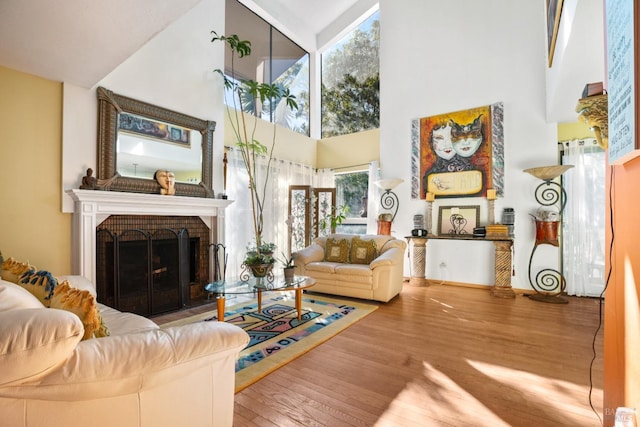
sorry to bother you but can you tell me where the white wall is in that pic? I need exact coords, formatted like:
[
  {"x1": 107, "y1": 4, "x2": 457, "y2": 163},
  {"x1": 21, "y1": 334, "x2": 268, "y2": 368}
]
[
  {"x1": 379, "y1": 0, "x2": 559, "y2": 290},
  {"x1": 62, "y1": 0, "x2": 227, "y2": 211}
]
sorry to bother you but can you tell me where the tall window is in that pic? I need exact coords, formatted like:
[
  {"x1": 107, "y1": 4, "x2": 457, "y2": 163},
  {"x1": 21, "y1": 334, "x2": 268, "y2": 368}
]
[
  {"x1": 225, "y1": 0, "x2": 310, "y2": 135},
  {"x1": 321, "y1": 11, "x2": 380, "y2": 138},
  {"x1": 335, "y1": 171, "x2": 369, "y2": 234}
]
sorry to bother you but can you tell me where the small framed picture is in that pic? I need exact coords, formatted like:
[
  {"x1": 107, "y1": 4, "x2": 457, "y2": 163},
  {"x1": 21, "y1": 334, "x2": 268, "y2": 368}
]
[{"x1": 438, "y1": 205, "x2": 480, "y2": 236}]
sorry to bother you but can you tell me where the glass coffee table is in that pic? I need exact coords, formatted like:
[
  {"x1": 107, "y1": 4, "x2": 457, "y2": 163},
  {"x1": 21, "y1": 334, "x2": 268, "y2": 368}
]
[{"x1": 204, "y1": 275, "x2": 316, "y2": 321}]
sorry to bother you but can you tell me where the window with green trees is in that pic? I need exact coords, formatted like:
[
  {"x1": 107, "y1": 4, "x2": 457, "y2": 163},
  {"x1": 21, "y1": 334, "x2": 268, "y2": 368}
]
[
  {"x1": 321, "y1": 11, "x2": 379, "y2": 138},
  {"x1": 335, "y1": 171, "x2": 369, "y2": 234}
]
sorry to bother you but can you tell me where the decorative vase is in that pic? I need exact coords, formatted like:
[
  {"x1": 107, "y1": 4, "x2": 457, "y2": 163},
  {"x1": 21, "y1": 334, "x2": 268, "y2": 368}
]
[{"x1": 283, "y1": 267, "x2": 295, "y2": 282}]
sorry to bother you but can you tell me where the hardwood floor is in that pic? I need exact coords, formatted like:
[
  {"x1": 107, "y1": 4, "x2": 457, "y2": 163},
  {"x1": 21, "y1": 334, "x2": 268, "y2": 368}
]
[{"x1": 230, "y1": 283, "x2": 604, "y2": 427}]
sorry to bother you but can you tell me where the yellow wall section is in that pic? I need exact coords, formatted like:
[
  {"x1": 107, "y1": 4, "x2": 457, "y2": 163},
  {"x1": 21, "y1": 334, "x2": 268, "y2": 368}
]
[
  {"x1": 223, "y1": 110, "x2": 379, "y2": 170},
  {"x1": 317, "y1": 129, "x2": 379, "y2": 170},
  {"x1": 558, "y1": 120, "x2": 597, "y2": 141},
  {"x1": 0, "y1": 66, "x2": 71, "y2": 274},
  {"x1": 223, "y1": 111, "x2": 317, "y2": 165}
]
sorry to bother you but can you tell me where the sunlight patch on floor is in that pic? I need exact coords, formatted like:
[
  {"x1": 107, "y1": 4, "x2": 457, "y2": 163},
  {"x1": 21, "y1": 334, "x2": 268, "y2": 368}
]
[
  {"x1": 467, "y1": 359, "x2": 603, "y2": 420},
  {"x1": 374, "y1": 361, "x2": 511, "y2": 426},
  {"x1": 373, "y1": 359, "x2": 603, "y2": 426},
  {"x1": 428, "y1": 297, "x2": 454, "y2": 309}
]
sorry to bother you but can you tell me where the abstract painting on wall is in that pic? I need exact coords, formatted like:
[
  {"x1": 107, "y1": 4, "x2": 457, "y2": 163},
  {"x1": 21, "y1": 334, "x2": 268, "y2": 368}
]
[{"x1": 410, "y1": 102, "x2": 504, "y2": 200}]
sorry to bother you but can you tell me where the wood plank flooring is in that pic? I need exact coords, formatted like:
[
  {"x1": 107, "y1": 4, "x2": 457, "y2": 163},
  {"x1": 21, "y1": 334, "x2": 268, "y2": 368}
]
[{"x1": 229, "y1": 284, "x2": 604, "y2": 427}]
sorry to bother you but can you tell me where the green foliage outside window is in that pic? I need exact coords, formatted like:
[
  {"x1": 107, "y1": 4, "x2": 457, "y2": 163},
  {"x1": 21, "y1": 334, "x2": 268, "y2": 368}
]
[
  {"x1": 322, "y1": 13, "x2": 380, "y2": 138},
  {"x1": 336, "y1": 172, "x2": 369, "y2": 218},
  {"x1": 322, "y1": 74, "x2": 379, "y2": 137}
]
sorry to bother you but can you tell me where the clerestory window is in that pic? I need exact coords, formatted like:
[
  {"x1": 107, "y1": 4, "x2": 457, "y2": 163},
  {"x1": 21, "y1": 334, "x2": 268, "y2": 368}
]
[
  {"x1": 321, "y1": 11, "x2": 380, "y2": 138},
  {"x1": 224, "y1": 0, "x2": 310, "y2": 136}
]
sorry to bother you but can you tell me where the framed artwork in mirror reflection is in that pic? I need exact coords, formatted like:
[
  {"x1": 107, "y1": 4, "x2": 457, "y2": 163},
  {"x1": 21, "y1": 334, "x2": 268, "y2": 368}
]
[{"x1": 119, "y1": 112, "x2": 191, "y2": 147}]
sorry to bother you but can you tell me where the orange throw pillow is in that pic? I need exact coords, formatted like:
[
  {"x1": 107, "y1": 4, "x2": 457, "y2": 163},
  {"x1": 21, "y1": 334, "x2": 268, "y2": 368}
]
[
  {"x1": 50, "y1": 280, "x2": 110, "y2": 340},
  {"x1": 1, "y1": 256, "x2": 36, "y2": 284}
]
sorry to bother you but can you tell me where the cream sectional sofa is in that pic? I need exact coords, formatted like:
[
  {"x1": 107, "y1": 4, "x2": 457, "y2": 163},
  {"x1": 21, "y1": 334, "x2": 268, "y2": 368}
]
[
  {"x1": 293, "y1": 234, "x2": 407, "y2": 302},
  {"x1": 0, "y1": 275, "x2": 249, "y2": 427}
]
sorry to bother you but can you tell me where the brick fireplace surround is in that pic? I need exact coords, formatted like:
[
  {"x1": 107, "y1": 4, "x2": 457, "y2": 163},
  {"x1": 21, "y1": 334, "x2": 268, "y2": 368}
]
[{"x1": 67, "y1": 189, "x2": 232, "y2": 288}]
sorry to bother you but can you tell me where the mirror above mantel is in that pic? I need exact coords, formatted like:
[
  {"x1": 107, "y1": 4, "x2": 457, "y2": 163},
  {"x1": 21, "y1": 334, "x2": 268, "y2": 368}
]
[{"x1": 96, "y1": 86, "x2": 216, "y2": 198}]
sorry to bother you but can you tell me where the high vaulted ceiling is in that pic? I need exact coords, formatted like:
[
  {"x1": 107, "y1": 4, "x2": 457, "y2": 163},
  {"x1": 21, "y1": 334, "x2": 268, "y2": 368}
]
[
  {"x1": 0, "y1": 0, "x2": 203, "y2": 88},
  {"x1": 0, "y1": 0, "x2": 366, "y2": 89},
  {"x1": 0, "y1": 0, "x2": 602, "y2": 123}
]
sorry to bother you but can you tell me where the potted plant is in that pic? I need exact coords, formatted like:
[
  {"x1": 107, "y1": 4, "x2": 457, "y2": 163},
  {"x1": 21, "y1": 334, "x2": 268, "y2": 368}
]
[
  {"x1": 278, "y1": 252, "x2": 295, "y2": 281},
  {"x1": 211, "y1": 32, "x2": 298, "y2": 276},
  {"x1": 242, "y1": 251, "x2": 275, "y2": 278},
  {"x1": 258, "y1": 242, "x2": 277, "y2": 256}
]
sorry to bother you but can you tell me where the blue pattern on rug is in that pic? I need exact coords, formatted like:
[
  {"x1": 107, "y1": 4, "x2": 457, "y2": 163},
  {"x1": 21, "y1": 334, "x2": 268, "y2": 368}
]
[{"x1": 224, "y1": 295, "x2": 359, "y2": 371}]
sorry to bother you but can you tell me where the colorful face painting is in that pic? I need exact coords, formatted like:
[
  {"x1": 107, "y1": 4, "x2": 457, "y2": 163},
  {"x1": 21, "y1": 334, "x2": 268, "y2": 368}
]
[
  {"x1": 431, "y1": 122, "x2": 455, "y2": 160},
  {"x1": 414, "y1": 103, "x2": 503, "y2": 199}
]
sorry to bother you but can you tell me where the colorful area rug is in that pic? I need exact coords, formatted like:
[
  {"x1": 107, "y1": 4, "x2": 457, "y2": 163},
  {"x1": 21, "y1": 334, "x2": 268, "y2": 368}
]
[{"x1": 161, "y1": 292, "x2": 378, "y2": 392}]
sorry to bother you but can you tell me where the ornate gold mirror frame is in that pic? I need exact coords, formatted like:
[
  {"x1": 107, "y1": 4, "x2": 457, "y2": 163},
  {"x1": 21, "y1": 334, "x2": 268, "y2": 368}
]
[{"x1": 96, "y1": 86, "x2": 215, "y2": 198}]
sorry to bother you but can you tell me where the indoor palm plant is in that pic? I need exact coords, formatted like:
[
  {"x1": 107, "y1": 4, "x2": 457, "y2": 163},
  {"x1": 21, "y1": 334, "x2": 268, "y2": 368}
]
[{"x1": 211, "y1": 32, "x2": 297, "y2": 277}]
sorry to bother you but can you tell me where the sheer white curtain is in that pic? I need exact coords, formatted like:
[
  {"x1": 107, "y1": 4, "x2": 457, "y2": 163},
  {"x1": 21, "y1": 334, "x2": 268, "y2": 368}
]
[
  {"x1": 561, "y1": 138, "x2": 606, "y2": 297},
  {"x1": 366, "y1": 161, "x2": 380, "y2": 234},
  {"x1": 225, "y1": 148, "x2": 314, "y2": 276},
  {"x1": 314, "y1": 168, "x2": 334, "y2": 187}
]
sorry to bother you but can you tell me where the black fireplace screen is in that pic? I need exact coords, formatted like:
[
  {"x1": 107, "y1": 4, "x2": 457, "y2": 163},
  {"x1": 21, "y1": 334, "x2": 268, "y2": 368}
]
[
  {"x1": 95, "y1": 215, "x2": 210, "y2": 317},
  {"x1": 96, "y1": 228, "x2": 190, "y2": 316}
]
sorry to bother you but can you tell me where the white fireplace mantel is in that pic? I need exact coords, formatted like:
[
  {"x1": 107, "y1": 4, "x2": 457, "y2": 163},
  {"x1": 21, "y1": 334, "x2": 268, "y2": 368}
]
[{"x1": 67, "y1": 189, "x2": 233, "y2": 284}]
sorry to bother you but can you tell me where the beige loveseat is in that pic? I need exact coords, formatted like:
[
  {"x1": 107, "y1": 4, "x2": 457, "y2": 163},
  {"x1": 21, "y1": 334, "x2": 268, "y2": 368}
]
[
  {"x1": 0, "y1": 275, "x2": 249, "y2": 427},
  {"x1": 293, "y1": 234, "x2": 407, "y2": 302}
]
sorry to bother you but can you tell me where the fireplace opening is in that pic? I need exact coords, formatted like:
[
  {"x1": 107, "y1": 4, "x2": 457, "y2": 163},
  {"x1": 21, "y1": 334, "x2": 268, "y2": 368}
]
[{"x1": 96, "y1": 215, "x2": 210, "y2": 317}]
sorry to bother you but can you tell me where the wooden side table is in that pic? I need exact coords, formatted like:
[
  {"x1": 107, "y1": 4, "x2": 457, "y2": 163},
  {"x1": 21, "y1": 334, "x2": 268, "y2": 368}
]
[{"x1": 409, "y1": 235, "x2": 516, "y2": 298}]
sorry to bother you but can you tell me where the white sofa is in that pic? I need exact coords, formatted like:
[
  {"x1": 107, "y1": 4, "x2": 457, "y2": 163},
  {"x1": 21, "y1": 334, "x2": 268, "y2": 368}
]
[
  {"x1": 0, "y1": 276, "x2": 249, "y2": 427},
  {"x1": 293, "y1": 234, "x2": 407, "y2": 302}
]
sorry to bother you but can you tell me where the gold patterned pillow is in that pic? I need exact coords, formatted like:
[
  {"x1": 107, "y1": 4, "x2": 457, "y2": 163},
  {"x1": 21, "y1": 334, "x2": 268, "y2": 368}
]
[
  {"x1": 50, "y1": 280, "x2": 110, "y2": 340},
  {"x1": 350, "y1": 236, "x2": 378, "y2": 264},
  {"x1": 324, "y1": 238, "x2": 351, "y2": 263},
  {"x1": 1, "y1": 256, "x2": 36, "y2": 284},
  {"x1": 9, "y1": 261, "x2": 109, "y2": 340}
]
